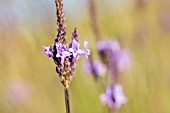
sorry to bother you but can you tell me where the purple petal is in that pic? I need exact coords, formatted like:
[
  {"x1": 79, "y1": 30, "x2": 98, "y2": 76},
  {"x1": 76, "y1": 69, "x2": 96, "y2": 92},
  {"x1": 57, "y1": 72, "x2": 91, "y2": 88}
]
[
  {"x1": 83, "y1": 41, "x2": 90, "y2": 58},
  {"x1": 42, "y1": 46, "x2": 54, "y2": 58},
  {"x1": 69, "y1": 39, "x2": 80, "y2": 52}
]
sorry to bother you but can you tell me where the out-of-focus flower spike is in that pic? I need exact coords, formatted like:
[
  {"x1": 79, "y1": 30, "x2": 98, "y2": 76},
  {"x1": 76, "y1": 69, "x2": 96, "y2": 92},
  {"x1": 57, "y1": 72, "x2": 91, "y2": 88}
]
[
  {"x1": 83, "y1": 57, "x2": 106, "y2": 79},
  {"x1": 116, "y1": 49, "x2": 132, "y2": 72},
  {"x1": 100, "y1": 84, "x2": 127, "y2": 109}
]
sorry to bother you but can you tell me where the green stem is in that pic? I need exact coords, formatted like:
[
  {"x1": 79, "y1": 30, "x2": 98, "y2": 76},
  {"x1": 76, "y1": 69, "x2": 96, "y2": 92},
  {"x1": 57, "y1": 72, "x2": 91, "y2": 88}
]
[{"x1": 65, "y1": 88, "x2": 70, "y2": 113}]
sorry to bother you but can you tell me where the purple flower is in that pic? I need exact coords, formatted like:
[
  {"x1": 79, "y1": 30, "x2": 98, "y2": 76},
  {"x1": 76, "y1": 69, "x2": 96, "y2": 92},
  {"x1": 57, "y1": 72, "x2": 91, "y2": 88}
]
[
  {"x1": 100, "y1": 84, "x2": 127, "y2": 109},
  {"x1": 83, "y1": 59, "x2": 106, "y2": 77},
  {"x1": 114, "y1": 49, "x2": 132, "y2": 71},
  {"x1": 97, "y1": 39, "x2": 120, "y2": 52},
  {"x1": 55, "y1": 43, "x2": 70, "y2": 57},
  {"x1": 55, "y1": 43, "x2": 71, "y2": 63},
  {"x1": 42, "y1": 46, "x2": 54, "y2": 58},
  {"x1": 43, "y1": 0, "x2": 90, "y2": 88},
  {"x1": 7, "y1": 81, "x2": 32, "y2": 105},
  {"x1": 69, "y1": 39, "x2": 82, "y2": 58},
  {"x1": 83, "y1": 41, "x2": 90, "y2": 58},
  {"x1": 97, "y1": 39, "x2": 132, "y2": 72},
  {"x1": 43, "y1": 31, "x2": 90, "y2": 66},
  {"x1": 69, "y1": 40, "x2": 90, "y2": 62}
]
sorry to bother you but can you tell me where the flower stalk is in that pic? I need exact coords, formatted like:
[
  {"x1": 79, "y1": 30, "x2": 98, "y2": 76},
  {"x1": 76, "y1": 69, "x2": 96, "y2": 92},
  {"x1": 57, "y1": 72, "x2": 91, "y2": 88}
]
[
  {"x1": 43, "y1": 0, "x2": 90, "y2": 113},
  {"x1": 88, "y1": 0, "x2": 101, "y2": 41},
  {"x1": 65, "y1": 88, "x2": 70, "y2": 113},
  {"x1": 85, "y1": 0, "x2": 132, "y2": 112}
]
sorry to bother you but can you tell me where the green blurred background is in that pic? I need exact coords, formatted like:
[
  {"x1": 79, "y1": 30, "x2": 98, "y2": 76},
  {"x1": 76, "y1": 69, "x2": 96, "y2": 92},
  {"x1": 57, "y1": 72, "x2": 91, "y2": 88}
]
[{"x1": 0, "y1": 0, "x2": 170, "y2": 113}]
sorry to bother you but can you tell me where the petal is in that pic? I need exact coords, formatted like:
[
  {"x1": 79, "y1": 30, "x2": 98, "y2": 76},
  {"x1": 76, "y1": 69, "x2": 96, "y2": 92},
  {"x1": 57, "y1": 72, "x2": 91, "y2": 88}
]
[{"x1": 42, "y1": 46, "x2": 54, "y2": 58}]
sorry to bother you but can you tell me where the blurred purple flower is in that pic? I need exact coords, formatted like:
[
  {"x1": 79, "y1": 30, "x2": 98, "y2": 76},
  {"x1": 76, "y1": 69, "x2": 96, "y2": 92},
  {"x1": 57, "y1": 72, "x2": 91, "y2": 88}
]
[
  {"x1": 100, "y1": 84, "x2": 127, "y2": 109},
  {"x1": 114, "y1": 49, "x2": 132, "y2": 71},
  {"x1": 111, "y1": 49, "x2": 132, "y2": 72},
  {"x1": 7, "y1": 81, "x2": 32, "y2": 105},
  {"x1": 83, "y1": 59, "x2": 106, "y2": 77},
  {"x1": 42, "y1": 46, "x2": 54, "y2": 58},
  {"x1": 97, "y1": 39, "x2": 132, "y2": 72},
  {"x1": 97, "y1": 39, "x2": 120, "y2": 52}
]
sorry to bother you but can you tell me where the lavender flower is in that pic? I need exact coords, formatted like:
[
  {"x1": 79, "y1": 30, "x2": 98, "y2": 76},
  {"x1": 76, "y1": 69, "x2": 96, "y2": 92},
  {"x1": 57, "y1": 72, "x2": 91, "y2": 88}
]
[
  {"x1": 83, "y1": 59, "x2": 106, "y2": 77},
  {"x1": 97, "y1": 39, "x2": 132, "y2": 72},
  {"x1": 7, "y1": 81, "x2": 32, "y2": 105},
  {"x1": 43, "y1": 46, "x2": 54, "y2": 58},
  {"x1": 69, "y1": 30, "x2": 90, "y2": 62},
  {"x1": 100, "y1": 84, "x2": 127, "y2": 109},
  {"x1": 83, "y1": 41, "x2": 90, "y2": 58},
  {"x1": 55, "y1": 43, "x2": 71, "y2": 64},
  {"x1": 87, "y1": 0, "x2": 130, "y2": 111},
  {"x1": 114, "y1": 49, "x2": 132, "y2": 72},
  {"x1": 43, "y1": 1, "x2": 90, "y2": 113},
  {"x1": 42, "y1": 0, "x2": 90, "y2": 88},
  {"x1": 43, "y1": 30, "x2": 90, "y2": 88},
  {"x1": 69, "y1": 39, "x2": 81, "y2": 57},
  {"x1": 97, "y1": 39, "x2": 120, "y2": 52}
]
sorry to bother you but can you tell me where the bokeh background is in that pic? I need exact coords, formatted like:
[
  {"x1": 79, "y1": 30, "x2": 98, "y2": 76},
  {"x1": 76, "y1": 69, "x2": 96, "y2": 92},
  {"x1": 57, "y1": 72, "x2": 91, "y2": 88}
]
[{"x1": 1, "y1": 0, "x2": 170, "y2": 113}]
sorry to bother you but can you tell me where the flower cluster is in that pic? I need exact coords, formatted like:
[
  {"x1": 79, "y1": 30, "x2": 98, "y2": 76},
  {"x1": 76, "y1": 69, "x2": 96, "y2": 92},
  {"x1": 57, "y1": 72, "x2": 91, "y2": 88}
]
[
  {"x1": 84, "y1": 39, "x2": 131, "y2": 78},
  {"x1": 43, "y1": 29, "x2": 90, "y2": 88},
  {"x1": 100, "y1": 84, "x2": 127, "y2": 109},
  {"x1": 43, "y1": 0, "x2": 90, "y2": 88},
  {"x1": 85, "y1": 0, "x2": 132, "y2": 111},
  {"x1": 82, "y1": 38, "x2": 131, "y2": 110}
]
